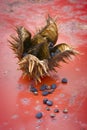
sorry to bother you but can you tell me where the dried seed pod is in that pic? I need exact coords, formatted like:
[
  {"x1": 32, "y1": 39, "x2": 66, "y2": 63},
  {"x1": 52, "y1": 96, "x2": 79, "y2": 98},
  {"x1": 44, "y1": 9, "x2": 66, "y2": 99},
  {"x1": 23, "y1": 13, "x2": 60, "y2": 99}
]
[{"x1": 9, "y1": 15, "x2": 79, "y2": 83}]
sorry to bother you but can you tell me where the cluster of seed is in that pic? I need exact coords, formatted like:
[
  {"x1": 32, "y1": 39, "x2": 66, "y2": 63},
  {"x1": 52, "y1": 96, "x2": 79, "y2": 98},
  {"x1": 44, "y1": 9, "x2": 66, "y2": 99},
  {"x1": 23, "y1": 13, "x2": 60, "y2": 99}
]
[
  {"x1": 30, "y1": 78, "x2": 68, "y2": 95},
  {"x1": 34, "y1": 78, "x2": 68, "y2": 119},
  {"x1": 35, "y1": 98, "x2": 68, "y2": 119},
  {"x1": 30, "y1": 83, "x2": 57, "y2": 96},
  {"x1": 49, "y1": 42, "x2": 61, "y2": 58}
]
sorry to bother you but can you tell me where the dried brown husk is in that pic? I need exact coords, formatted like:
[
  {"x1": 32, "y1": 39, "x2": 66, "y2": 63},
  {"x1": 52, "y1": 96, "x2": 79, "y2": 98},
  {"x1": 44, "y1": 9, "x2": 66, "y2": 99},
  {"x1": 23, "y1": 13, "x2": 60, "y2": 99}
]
[{"x1": 9, "y1": 16, "x2": 79, "y2": 83}]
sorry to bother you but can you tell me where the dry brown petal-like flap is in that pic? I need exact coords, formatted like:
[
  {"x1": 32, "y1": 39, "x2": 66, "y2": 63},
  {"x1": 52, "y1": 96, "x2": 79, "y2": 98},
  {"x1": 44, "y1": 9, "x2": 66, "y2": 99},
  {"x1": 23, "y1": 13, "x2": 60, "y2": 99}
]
[
  {"x1": 48, "y1": 43, "x2": 79, "y2": 70},
  {"x1": 18, "y1": 54, "x2": 49, "y2": 82}
]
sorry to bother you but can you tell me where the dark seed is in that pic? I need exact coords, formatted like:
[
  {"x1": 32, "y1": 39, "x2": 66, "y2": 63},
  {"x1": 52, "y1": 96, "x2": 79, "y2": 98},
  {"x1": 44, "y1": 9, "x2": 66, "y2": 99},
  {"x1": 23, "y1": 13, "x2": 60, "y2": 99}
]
[
  {"x1": 46, "y1": 100, "x2": 53, "y2": 106},
  {"x1": 43, "y1": 98, "x2": 48, "y2": 104},
  {"x1": 42, "y1": 91, "x2": 49, "y2": 96},
  {"x1": 40, "y1": 84, "x2": 47, "y2": 91},
  {"x1": 63, "y1": 108, "x2": 68, "y2": 113},
  {"x1": 30, "y1": 86, "x2": 38, "y2": 92},
  {"x1": 48, "y1": 89, "x2": 54, "y2": 94},
  {"x1": 22, "y1": 52, "x2": 27, "y2": 57},
  {"x1": 61, "y1": 78, "x2": 68, "y2": 83},
  {"x1": 55, "y1": 49, "x2": 61, "y2": 54},
  {"x1": 49, "y1": 42, "x2": 54, "y2": 47},
  {"x1": 46, "y1": 107, "x2": 50, "y2": 111},
  {"x1": 50, "y1": 52, "x2": 55, "y2": 57},
  {"x1": 54, "y1": 108, "x2": 59, "y2": 113},
  {"x1": 36, "y1": 112, "x2": 43, "y2": 119},
  {"x1": 51, "y1": 84, "x2": 57, "y2": 89},
  {"x1": 50, "y1": 113, "x2": 56, "y2": 118}
]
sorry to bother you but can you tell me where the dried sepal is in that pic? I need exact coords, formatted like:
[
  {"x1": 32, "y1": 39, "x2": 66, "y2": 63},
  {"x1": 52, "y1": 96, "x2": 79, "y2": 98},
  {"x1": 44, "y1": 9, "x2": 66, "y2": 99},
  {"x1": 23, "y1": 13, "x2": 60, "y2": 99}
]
[
  {"x1": 48, "y1": 43, "x2": 79, "y2": 70},
  {"x1": 18, "y1": 54, "x2": 49, "y2": 82},
  {"x1": 9, "y1": 26, "x2": 32, "y2": 60},
  {"x1": 39, "y1": 15, "x2": 58, "y2": 44}
]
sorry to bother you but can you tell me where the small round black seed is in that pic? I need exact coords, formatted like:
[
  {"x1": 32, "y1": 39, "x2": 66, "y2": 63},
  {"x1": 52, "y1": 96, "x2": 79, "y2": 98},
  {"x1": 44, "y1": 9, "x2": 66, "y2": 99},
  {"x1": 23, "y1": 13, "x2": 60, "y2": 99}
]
[
  {"x1": 63, "y1": 108, "x2": 68, "y2": 113},
  {"x1": 46, "y1": 100, "x2": 53, "y2": 106},
  {"x1": 61, "y1": 78, "x2": 68, "y2": 83},
  {"x1": 50, "y1": 52, "x2": 55, "y2": 57},
  {"x1": 54, "y1": 108, "x2": 59, "y2": 113},
  {"x1": 55, "y1": 49, "x2": 61, "y2": 54},
  {"x1": 30, "y1": 86, "x2": 38, "y2": 92},
  {"x1": 22, "y1": 52, "x2": 27, "y2": 57},
  {"x1": 36, "y1": 112, "x2": 43, "y2": 119},
  {"x1": 51, "y1": 84, "x2": 57, "y2": 89},
  {"x1": 48, "y1": 89, "x2": 54, "y2": 94},
  {"x1": 42, "y1": 91, "x2": 49, "y2": 96},
  {"x1": 43, "y1": 98, "x2": 48, "y2": 104},
  {"x1": 46, "y1": 107, "x2": 50, "y2": 111},
  {"x1": 50, "y1": 113, "x2": 56, "y2": 118},
  {"x1": 49, "y1": 42, "x2": 54, "y2": 47},
  {"x1": 40, "y1": 84, "x2": 47, "y2": 91}
]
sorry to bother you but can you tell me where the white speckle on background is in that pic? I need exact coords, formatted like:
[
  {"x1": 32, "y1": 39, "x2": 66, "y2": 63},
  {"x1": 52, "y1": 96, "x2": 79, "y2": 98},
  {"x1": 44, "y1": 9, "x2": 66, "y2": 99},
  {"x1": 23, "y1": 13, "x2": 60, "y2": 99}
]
[
  {"x1": 3, "y1": 122, "x2": 8, "y2": 126},
  {"x1": 24, "y1": 111, "x2": 29, "y2": 114},
  {"x1": 75, "y1": 68, "x2": 80, "y2": 72},
  {"x1": 62, "y1": 5, "x2": 72, "y2": 12},
  {"x1": 20, "y1": 98, "x2": 31, "y2": 105},
  {"x1": 35, "y1": 105, "x2": 42, "y2": 111},
  {"x1": 36, "y1": 100, "x2": 40, "y2": 104},
  {"x1": 11, "y1": 114, "x2": 19, "y2": 119}
]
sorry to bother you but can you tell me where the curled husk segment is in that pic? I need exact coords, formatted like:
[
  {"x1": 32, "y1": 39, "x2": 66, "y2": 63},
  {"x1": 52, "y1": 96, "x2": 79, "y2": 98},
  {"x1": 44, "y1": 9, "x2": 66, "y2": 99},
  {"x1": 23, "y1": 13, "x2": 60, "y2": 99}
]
[
  {"x1": 18, "y1": 54, "x2": 49, "y2": 83},
  {"x1": 9, "y1": 16, "x2": 78, "y2": 83}
]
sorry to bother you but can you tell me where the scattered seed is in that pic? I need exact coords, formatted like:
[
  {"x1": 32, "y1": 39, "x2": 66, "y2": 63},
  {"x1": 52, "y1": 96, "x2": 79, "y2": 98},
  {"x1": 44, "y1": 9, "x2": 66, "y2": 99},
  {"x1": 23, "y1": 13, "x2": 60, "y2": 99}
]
[
  {"x1": 49, "y1": 42, "x2": 54, "y2": 48},
  {"x1": 40, "y1": 84, "x2": 47, "y2": 91},
  {"x1": 50, "y1": 52, "x2": 55, "y2": 57},
  {"x1": 43, "y1": 98, "x2": 48, "y2": 104},
  {"x1": 61, "y1": 78, "x2": 68, "y2": 83},
  {"x1": 36, "y1": 112, "x2": 43, "y2": 119},
  {"x1": 46, "y1": 100, "x2": 53, "y2": 106},
  {"x1": 50, "y1": 113, "x2": 56, "y2": 118},
  {"x1": 42, "y1": 91, "x2": 49, "y2": 96},
  {"x1": 46, "y1": 107, "x2": 50, "y2": 111},
  {"x1": 48, "y1": 89, "x2": 54, "y2": 94},
  {"x1": 55, "y1": 49, "x2": 61, "y2": 54},
  {"x1": 54, "y1": 108, "x2": 59, "y2": 113},
  {"x1": 30, "y1": 86, "x2": 38, "y2": 92},
  {"x1": 51, "y1": 84, "x2": 57, "y2": 89},
  {"x1": 63, "y1": 108, "x2": 68, "y2": 114}
]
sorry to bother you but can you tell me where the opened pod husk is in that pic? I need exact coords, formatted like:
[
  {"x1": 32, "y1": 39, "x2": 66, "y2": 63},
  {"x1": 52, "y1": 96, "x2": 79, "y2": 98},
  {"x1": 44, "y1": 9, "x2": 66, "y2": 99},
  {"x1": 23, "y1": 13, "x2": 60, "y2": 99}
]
[{"x1": 9, "y1": 16, "x2": 79, "y2": 83}]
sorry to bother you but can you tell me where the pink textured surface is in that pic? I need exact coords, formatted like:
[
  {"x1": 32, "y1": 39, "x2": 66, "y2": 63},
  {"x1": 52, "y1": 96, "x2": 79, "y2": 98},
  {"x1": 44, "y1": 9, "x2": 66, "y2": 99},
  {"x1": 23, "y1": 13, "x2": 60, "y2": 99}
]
[{"x1": 0, "y1": 0, "x2": 87, "y2": 130}]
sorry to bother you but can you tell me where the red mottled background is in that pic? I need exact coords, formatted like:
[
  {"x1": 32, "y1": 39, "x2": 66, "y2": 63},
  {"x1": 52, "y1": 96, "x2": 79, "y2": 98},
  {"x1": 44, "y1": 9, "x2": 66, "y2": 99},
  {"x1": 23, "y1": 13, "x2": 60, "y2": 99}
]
[{"x1": 0, "y1": 0, "x2": 87, "y2": 130}]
